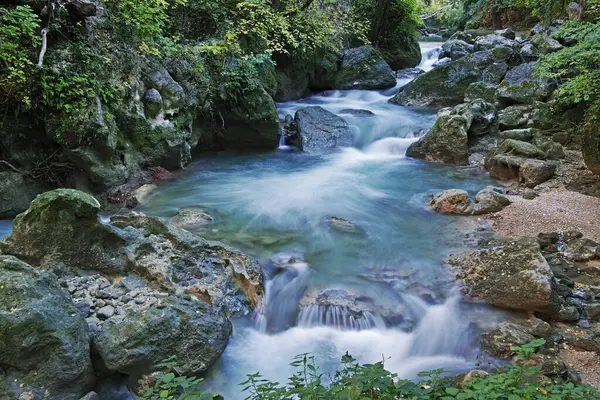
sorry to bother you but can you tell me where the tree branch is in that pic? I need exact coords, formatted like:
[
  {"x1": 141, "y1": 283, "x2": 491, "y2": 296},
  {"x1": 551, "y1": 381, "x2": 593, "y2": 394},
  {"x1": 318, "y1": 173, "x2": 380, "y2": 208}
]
[{"x1": 37, "y1": 28, "x2": 49, "y2": 68}]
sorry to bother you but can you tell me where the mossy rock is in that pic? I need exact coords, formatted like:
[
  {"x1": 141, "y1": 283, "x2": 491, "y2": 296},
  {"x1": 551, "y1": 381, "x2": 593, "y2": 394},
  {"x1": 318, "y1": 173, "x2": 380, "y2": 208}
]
[
  {"x1": 0, "y1": 255, "x2": 94, "y2": 400},
  {"x1": 582, "y1": 123, "x2": 600, "y2": 175},
  {"x1": 333, "y1": 45, "x2": 396, "y2": 90}
]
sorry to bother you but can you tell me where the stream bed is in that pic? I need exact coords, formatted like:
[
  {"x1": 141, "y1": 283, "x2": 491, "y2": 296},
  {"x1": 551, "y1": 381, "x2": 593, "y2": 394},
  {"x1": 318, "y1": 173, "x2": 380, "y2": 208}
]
[{"x1": 137, "y1": 43, "x2": 503, "y2": 398}]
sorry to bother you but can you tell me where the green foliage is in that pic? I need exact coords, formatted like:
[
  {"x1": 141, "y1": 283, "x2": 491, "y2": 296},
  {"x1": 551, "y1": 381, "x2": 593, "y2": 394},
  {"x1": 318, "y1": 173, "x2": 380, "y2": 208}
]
[
  {"x1": 0, "y1": 5, "x2": 41, "y2": 106},
  {"x1": 239, "y1": 342, "x2": 599, "y2": 399},
  {"x1": 139, "y1": 356, "x2": 222, "y2": 400}
]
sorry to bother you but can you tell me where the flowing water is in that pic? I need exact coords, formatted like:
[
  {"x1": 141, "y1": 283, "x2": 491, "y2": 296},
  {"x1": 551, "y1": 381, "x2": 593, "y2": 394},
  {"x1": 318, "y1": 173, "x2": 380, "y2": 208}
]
[{"x1": 137, "y1": 43, "x2": 500, "y2": 398}]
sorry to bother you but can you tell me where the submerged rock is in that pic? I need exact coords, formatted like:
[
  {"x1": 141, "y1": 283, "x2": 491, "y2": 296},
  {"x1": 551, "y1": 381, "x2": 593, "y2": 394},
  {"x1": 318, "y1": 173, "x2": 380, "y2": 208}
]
[
  {"x1": 294, "y1": 106, "x2": 352, "y2": 151},
  {"x1": 339, "y1": 109, "x2": 376, "y2": 117},
  {"x1": 0, "y1": 256, "x2": 94, "y2": 400},
  {"x1": 326, "y1": 216, "x2": 362, "y2": 234},
  {"x1": 430, "y1": 189, "x2": 473, "y2": 214},
  {"x1": 449, "y1": 237, "x2": 559, "y2": 313},
  {"x1": 333, "y1": 45, "x2": 396, "y2": 90},
  {"x1": 170, "y1": 209, "x2": 214, "y2": 230}
]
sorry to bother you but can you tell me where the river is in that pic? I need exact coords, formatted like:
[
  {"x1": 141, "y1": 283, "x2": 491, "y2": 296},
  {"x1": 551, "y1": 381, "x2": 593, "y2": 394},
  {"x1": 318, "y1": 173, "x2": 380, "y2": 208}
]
[{"x1": 135, "y1": 42, "x2": 502, "y2": 398}]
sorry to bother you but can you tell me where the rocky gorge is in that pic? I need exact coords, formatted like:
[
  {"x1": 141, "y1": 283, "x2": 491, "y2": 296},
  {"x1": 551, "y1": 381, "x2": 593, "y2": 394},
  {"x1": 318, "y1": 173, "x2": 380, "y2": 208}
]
[{"x1": 2, "y1": 1, "x2": 600, "y2": 399}]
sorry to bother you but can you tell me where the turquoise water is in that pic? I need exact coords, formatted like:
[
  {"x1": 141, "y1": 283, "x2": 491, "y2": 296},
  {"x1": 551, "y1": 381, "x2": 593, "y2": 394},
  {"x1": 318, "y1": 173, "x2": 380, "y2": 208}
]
[{"x1": 139, "y1": 44, "x2": 499, "y2": 398}]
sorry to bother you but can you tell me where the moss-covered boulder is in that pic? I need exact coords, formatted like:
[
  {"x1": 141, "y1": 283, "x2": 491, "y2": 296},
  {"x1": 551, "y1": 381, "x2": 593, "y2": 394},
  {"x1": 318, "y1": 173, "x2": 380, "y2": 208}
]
[
  {"x1": 497, "y1": 62, "x2": 554, "y2": 105},
  {"x1": 440, "y1": 40, "x2": 474, "y2": 60},
  {"x1": 498, "y1": 104, "x2": 534, "y2": 130},
  {"x1": 0, "y1": 189, "x2": 126, "y2": 274},
  {"x1": 448, "y1": 237, "x2": 560, "y2": 312},
  {"x1": 464, "y1": 82, "x2": 499, "y2": 104},
  {"x1": 333, "y1": 46, "x2": 396, "y2": 90},
  {"x1": 390, "y1": 49, "x2": 511, "y2": 108},
  {"x1": 0, "y1": 256, "x2": 94, "y2": 400},
  {"x1": 93, "y1": 295, "x2": 230, "y2": 377}
]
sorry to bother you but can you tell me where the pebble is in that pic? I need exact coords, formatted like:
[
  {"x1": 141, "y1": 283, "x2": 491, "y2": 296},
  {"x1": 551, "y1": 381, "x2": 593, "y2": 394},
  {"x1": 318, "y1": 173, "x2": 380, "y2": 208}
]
[
  {"x1": 97, "y1": 305, "x2": 115, "y2": 320},
  {"x1": 134, "y1": 296, "x2": 147, "y2": 304}
]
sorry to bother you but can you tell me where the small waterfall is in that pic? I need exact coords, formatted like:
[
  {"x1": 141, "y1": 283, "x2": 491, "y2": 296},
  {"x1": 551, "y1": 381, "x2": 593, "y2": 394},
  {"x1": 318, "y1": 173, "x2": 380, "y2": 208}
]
[
  {"x1": 298, "y1": 304, "x2": 386, "y2": 330},
  {"x1": 254, "y1": 259, "x2": 310, "y2": 333},
  {"x1": 278, "y1": 129, "x2": 293, "y2": 151},
  {"x1": 418, "y1": 44, "x2": 443, "y2": 72}
]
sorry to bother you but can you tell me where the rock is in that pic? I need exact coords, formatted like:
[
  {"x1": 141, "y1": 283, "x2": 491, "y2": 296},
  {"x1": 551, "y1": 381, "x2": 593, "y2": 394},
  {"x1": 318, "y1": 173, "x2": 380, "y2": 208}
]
[
  {"x1": 519, "y1": 159, "x2": 558, "y2": 187},
  {"x1": 498, "y1": 104, "x2": 533, "y2": 130},
  {"x1": 582, "y1": 124, "x2": 600, "y2": 175},
  {"x1": 430, "y1": 189, "x2": 473, "y2": 214},
  {"x1": 501, "y1": 128, "x2": 536, "y2": 142},
  {"x1": 390, "y1": 49, "x2": 510, "y2": 108},
  {"x1": 339, "y1": 109, "x2": 376, "y2": 117},
  {"x1": 406, "y1": 111, "x2": 469, "y2": 164},
  {"x1": 131, "y1": 184, "x2": 157, "y2": 206},
  {"x1": 449, "y1": 29, "x2": 493, "y2": 44},
  {"x1": 561, "y1": 238, "x2": 599, "y2": 261},
  {"x1": 333, "y1": 46, "x2": 396, "y2": 90},
  {"x1": 567, "y1": 2, "x2": 582, "y2": 19},
  {"x1": 495, "y1": 28, "x2": 516, "y2": 40},
  {"x1": 170, "y1": 209, "x2": 214, "y2": 230},
  {"x1": 533, "y1": 134, "x2": 565, "y2": 160},
  {"x1": 464, "y1": 82, "x2": 498, "y2": 104},
  {"x1": 518, "y1": 41, "x2": 539, "y2": 61},
  {"x1": 555, "y1": 305, "x2": 581, "y2": 322},
  {"x1": 97, "y1": 305, "x2": 116, "y2": 320},
  {"x1": 497, "y1": 62, "x2": 554, "y2": 105},
  {"x1": 142, "y1": 89, "x2": 163, "y2": 119},
  {"x1": 481, "y1": 322, "x2": 535, "y2": 357},
  {"x1": 326, "y1": 217, "x2": 362, "y2": 234},
  {"x1": 488, "y1": 155, "x2": 556, "y2": 187},
  {"x1": 93, "y1": 295, "x2": 231, "y2": 377},
  {"x1": 440, "y1": 40, "x2": 474, "y2": 60},
  {"x1": 585, "y1": 304, "x2": 600, "y2": 320},
  {"x1": 377, "y1": 31, "x2": 422, "y2": 70},
  {"x1": 522, "y1": 188, "x2": 538, "y2": 199},
  {"x1": 0, "y1": 172, "x2": 45, "y2": 219},
  {"x1": 79, "y1": 393, "x2": 99, "y2": 400},
  {"x1": 396, "y1": 68, "x2": 424, "y2": 79},
  {"x1": 448, "y1": 237, "x2": 559, "y2": 312},
  {"x1": 0, "y1": 256, "x2": 94, "y2": 400},
  {"x1": 474, "y1": 34, "x2": 516, "y2": 51},
  {"x1": 407, "y1": 100, "x2": 499, "y2": 165},
  {"x1": 0, "y1": 189, "x2": 126, "y2": 274},
  {"x1": 71, "y1": 0, "x2": 98, "y2": 18},
  {"x1": 294, "y1": 106, "x2": 352, "y2": 151},
  {"x1": 474, "y1": 186, "x2": 511, "y2": 214},
  {"x1": 530, "y1": 32, "x2": 563, "y2": 54},
  {"x1": 489, "y1": 139, "x2": 547, "y2": 160}
]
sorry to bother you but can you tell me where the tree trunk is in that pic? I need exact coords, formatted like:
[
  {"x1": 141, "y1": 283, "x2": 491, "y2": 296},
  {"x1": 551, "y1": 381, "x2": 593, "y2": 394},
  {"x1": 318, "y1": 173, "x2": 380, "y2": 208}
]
[{"x1": 369, "y1": 0, "x2": 392, "y2": 44}]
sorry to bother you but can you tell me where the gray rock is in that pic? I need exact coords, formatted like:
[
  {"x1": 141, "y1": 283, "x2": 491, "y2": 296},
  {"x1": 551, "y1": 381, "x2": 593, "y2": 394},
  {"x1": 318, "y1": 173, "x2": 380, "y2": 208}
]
[
  {"x1": 518, "y1": 42, "x2": 539, "y2": 61},
  {"x1": 440, "y1": 40, "x2": 474, "y2": 60},
  {"x1": 555, "y1": 305, "x2": 581, "y2": 322},
  {"x1": 585, "y1": 303, "x2": 600, "y2": 320},
  {"x1": 497, "y1": 62, "x2": 554, "y2": 104},
  {"x1": 170, "y1": 209, "x2": 214, "y2": 230},
  {"x1": 474, "y1": 34, "x2": 516, "y2": 51},
  {"x1": 0, "y1": 256, "x2": 94, "y2": 400},
  {"x1": 464, "y1": 82, "x2": 498, "y2": 104},
  {"x1": 530, "y1": 32, "x2": 563, "y2": 54},
  {"x1": 495, "y1": 28, "x2": 516, "y2": 40},
  {"x1": 474, "y1": 186, "x2": 511, "y2": 214},
  {"x1": 74, "y1": 299, "x2": 94, "y2": 317},
  {"x1": 339, "y1": 109, "x2": 376, "y2": 117},
  {"x1": 396, "y1": 68, "x2": 424, "y2": 79},
  {"x1": 142, "y1": 89, "x2": 162, "y2": 119},
  {"x1": 519, "y1": 159, "x2": 558, "y2": 187},
  {"x1": 449, "y1": 237, "x2": 559, "y2": 312},
  {"x1": 97, "y1": 305, "x2": 115, "y2": 320},
  {"x1": 93, "y1": 296, "x2": 231, "y2": 377},
  {"x1": 481, "y1": 322, "x2": 535, "y2": 357},
  {"x1": 79, "y1": 392, "x2": 99, "y2": 400},
  {"x1": 0, "y1": 172, "x2": 45, "y2": 219},
  {"x1": 146, "y1": 66, "x2": 186, "y2": 110},
  {"x1": 501, "y1": 128, "x2": 537, "y2": 142},
  {"x1": 333, "y1": 45, "x2": 396, "y2": 90},
  {"x1": 498, "y1": 104, "x2": 533, "y2": 130},
  {"x1": 327, "y1": 216, "x2": 362, "y2": 234},
  {"x1": 430, "y1": 189, "x2": 473, "y2": 214},
  {"x1": 294, "y1": 106, "x2": 352, "y2": 151}
]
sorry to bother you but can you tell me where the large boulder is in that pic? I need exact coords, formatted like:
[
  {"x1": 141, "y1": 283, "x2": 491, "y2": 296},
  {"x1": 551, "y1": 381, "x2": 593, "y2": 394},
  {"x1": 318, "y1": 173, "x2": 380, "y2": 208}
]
[
  {"x1": 530, "y1": 32, "x2": 563, "y2": 54},
  {"x1": 0, "y1": 172, "x2": 45, "y2": 219},
  {"x1": 440, "y1": 40, "x2": 474, "y2": 60},
  {"x1": 448, "y1": 238, "x2": 559, "y2": 312},
  {"x1": 375, "y1": 32, "x2": 422, "y2": 70},
  {"x1": 473, "y1": 186, "x2": 511, "y2": 214},
  {"x1": 497, "y1": 62, "x2": 554, "y2": 105},
  {"x1": 0, "y1": 189, "x2": 126, "y2": 274},
  {"x1": 0, "y1": 190, "x2": 264, "y2": 315},
  {"x1": 333, "y1": 45, "x2": 396, "y2": 90},
  {"x1": 488, "y1": 155, "x2": 557, "y2": 187},
  {"x1": 582, "y1": 124, "x2": 600, "y2": 175},
  {"x1": 498, "y1": 104, "x2": 534, "y2": 130},
  {"x1": 390, "y1": 49, "x2": 511, "y2": 108},
  {"x1": 406, "y1": 100, "x2": 499, "y2": 165},
  {"x1": 93, "y1": 295, "x2": 231, "y2": 377},
  {"x1": 473, "y1": 34, "x2": 516, "y2": 51},
  {"x1": 294, "y1": 106, "x2": 352, "y2": 151},
  {"x1": 0, "y1": 256, "x2": 94, "y2": 400}
]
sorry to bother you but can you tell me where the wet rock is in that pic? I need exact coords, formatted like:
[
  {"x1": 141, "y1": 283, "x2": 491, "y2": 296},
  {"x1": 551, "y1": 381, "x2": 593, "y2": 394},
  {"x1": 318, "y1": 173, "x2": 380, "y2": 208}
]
[
  {"x1": 334, "y1": 45, "x2": 396, "y2": 90},
  {"x1": 0, "y1": 172, "x2": 45, "y2": 219},
  {"x1": 449, "y1": 237, "x2": 559, "y2": 312},
  {"x1": 432, "y1": 57, "x2": 451, "y2": 67},
  {"x1": 430, "y1": 189, "x2": 473, "y2": 214},
  {"x1": 396, "y1": 68, "x2": 424, "y2": 79},
  {"x1": 131, "y1": 183, "x2": 157, "y2": 206},
  {"x1": 497, "y1": 62, "x2": 554, "y2": 104},
  {"x1": 170, "y1": 209, "x2": 214, "y2": 230},
  {"x1": 0, "y1": 256, "x2": 94, "y2": 400},
  {"x1": 294, "y1": 106, "x2": 352, "y2": 151},
  {"x1": 326, "y1": 216, "x2": 362, "y2": 234},
  {"x1": 93, "y1": 295, "x2": 231, "y2": 377},
  {"x1": 390, "y1": 49, "x2": 510, "y2": 108},
  {"x1": 339, "y1": 109, "x2": 376, "y2": 117},
  {"x1": 481, "y1": 322, "x2": 535, "y2": 357},
  {"x1": 561, "y1": 238, "x2": 599, "y2": 261},
  {"x1": 440, "y1": 40, "x2": 474, "y2": 60},
  {"x1": 464, "y1": 82, "x2": 498, "y2": 104},
  {"x1": 474, "y1": 186, "x2": 511, "y2": 214}
]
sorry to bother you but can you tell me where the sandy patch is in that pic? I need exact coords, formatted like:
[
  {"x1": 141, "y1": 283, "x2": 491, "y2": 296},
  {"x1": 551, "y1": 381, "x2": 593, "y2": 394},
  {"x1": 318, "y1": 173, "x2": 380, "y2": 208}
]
[{"x1": 488, "y1": 190, "x2": 600, "y2": 242}]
